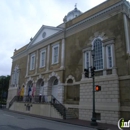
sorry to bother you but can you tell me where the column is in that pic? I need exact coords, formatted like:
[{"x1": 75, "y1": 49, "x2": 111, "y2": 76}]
[
  {"x1": 89, "y1": 51, "x2": 91, "y2": 78},
  {"x1": 60, "y1": 39, "x2": 65, "y2": 69},
  {"x1": 35, "y1": 50, "x2": 38, "y2": 74},
  {"x1": 112, "y1": 44, "x2": 117, "y2": 75},
  {"x1": 17, "y1": 70, "x2": 20, "y2": 88},
  {"x1": 123, "y1": 14, "x2": 130, "y2": 53},
  {"x1": 103, "y1": 46, "x2": 107, "y2": 75},
  {"x1": 82, "y1": 51, "x2": 85, "y2": 79},
  {"x1": 26, "y1": 55, "x2": 29, "y2": 77},
  {"x1": 46, "y1": 45, "x2": 50, "y2": 71}
]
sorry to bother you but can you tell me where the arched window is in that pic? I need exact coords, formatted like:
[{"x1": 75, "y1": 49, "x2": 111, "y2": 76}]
[
  {"x1": 40, "y1": 81, "x2": 44, "y2": 86},
  {"x1": 36, "y1": 79, "x2": 44, "y2": 95},
  {"x1": 11, "y1": 66, "x2": 19, "y2": 87},
  {"x1": 67, "y1": 79, "x2": 73, "y2": 84},
  {"x1": 93, "y1": 38, "x2": 103, "y2": 70},
  {"x1": 53, "y1": 78, "x2": 58, "y2": 85}
]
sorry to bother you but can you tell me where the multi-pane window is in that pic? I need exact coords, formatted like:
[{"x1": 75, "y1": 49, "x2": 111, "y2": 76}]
[
  {"x1": 30, "y1": 54, "x2": 35, "y2": 70},
  {"x1": 54, "y1": 47, "x2": 58, "y2": 63},
  {"x1": 107, "y1": 45, "x2": 113, "y2": 68},
  {"x1": 84, "y1": 51, "x2": 90, "y2": 69},
  {"x1": 53, "y1": 78, "x2": 58, "y2": 85},
  {"x1": 93, "y1": 39, "x2": 103, "y2": 70},
  {"x1": 40, "y1": 50, "x2": 46, "y2": 68},
  {"x1": 11, "y1": 66, "x2": 19, "y2": 87},
  {"x1": 52, "y1": 44, "x2": 59, "y2": 64}
]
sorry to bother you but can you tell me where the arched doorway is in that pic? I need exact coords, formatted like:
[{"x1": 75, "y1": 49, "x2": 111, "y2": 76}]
[
  {"x1": 48, "y1": 76, "x2": 59, "y2": 100},
  {"x1": 36, "y1": 79, "x2": 44, "y2": 95},
  {"x1": 26, "y1": 80, "x2": 33, "y2": 96}
]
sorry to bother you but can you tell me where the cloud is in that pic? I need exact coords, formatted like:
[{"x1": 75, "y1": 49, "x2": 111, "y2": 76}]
[{"x1": 0, "y1": 0, "x2": 127, "y2": 76}]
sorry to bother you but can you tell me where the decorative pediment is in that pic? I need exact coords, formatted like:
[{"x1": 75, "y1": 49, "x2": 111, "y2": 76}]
[{"x1": 27, "y1": 25, "x2": 63, "y2": 49}]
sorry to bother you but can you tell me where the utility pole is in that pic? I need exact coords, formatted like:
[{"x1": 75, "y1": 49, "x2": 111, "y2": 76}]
[{"x1": 90, "y1": 49, "x2": 97, "y2": 126}]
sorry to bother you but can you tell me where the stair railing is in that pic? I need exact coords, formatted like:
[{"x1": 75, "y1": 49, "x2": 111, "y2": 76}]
[
  {"x1": 8, "y1": 96, "x2": 17, "y2": 108},
  {"x1": 51, "y1": 95, "x2": 66, "y2": 119}
]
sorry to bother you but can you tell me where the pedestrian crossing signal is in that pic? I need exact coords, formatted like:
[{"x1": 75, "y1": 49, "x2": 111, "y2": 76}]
[{"x1": 95, "y1": 85, "x2": 101, "y2": 91}]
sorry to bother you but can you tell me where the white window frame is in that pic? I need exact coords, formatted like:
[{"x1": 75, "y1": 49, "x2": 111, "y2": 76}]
[
  {"x1": 40, "y1": 49, "x2": 46, "y2": 68},
  {"x1": 52, "y1": 44, "x2": 59, "y2": 64},
  {"x1": 84, "y1": 51, "x2": 90, "y2": 69},
  {"x1": 30, "y1": 54, "x2": 35, "y2": 70},
  {"x1": 106, "y1": 45, "x2": 113, "y2": 69}
]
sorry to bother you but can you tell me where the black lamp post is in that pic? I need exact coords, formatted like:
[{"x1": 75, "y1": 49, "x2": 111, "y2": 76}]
[{"x1": 91, "y1": 49, "x2": 98, "y2": 126}]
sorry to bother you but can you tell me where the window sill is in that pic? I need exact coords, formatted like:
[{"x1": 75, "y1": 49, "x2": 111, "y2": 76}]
[
  {"x1": 51, "y1": 62, "x2": 59, "y2": 65},
  {"x1": 39, "y1": 66, "x2": 45, "y2": 69},
  {"x1": 30, "y1": 69, "x2": 35, "y2": 71}
]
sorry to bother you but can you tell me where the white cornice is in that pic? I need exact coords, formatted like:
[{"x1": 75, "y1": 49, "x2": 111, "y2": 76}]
[
  {"x1": 12, "y1": 30, "x2": 64, "y2": 61},
  {"x1": 66, "y1": 0, "x2": 126, "y2": 31},
  {"x1": 27, "y1": 25, "x2": 63, "y2": 49},
  {"x1": 12, "y1": 0, "x2": 130, "y2": 61}
]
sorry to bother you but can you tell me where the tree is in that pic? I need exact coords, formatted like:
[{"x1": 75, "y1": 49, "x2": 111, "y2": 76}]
[{"x1": 0, "y1": 75, "x2": 10, "y2": 102}]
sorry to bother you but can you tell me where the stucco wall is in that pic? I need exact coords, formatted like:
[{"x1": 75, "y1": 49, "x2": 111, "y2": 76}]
[
  {"x1": 12, "y1": 55, "x2": 27, "y2": 86},
  {"x1": 64, "y1": 14, "x2": 125, "y2": 82},
  {"x1": 10, "y1": 102, "x2": 62, "y2": 119}
]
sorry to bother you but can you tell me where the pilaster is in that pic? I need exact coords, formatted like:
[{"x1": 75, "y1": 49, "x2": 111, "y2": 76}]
[
  {"x1": 46, "y1": 45, "x2": 50, "y2": 71},
  {"x1": 103, "y1": 46, "x2": 107, "y2": 75},
  {"x1": 35, "y1": 50, "x2": 38, "y2": 74},
  {"x1": 25, "y1": 55, "x2": 29, "y2": 77},
  {"x1": 60, "y1": 39, "x2": 65, "y2": 69},
  {"x1": 123, "y1": 13, "x2": 130, "y2": 54}
]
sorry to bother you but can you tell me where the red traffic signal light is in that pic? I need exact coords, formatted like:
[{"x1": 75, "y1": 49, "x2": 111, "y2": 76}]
[{"x1": 95, "y1": 85, "x2": 101, "y2": 91}]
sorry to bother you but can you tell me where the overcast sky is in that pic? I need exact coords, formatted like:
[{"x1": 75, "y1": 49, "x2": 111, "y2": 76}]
[{"x1": 0, "y1": 0, "x2": 129, "y2": 76}]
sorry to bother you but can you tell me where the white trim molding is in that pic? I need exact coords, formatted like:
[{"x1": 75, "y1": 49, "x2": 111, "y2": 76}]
[
  {"x1": 46, "y1": 45, "x2": 50, "y2": 71},
  {"x1": 103, "y1": 38, "x2": 117, "y2": 75},
  {"x1": 36, "y1": 74, "x2": 45, "y2": 83},
  {"x1": 123, "y1": 13, "x2": 130, "y2": 54},
  {"x1": 47, "y1": 71, "x2": 61, "y2": 84},
  {"x1": 65, "y1": 75, "x2": 76, "y2": 84},
  {"x1": 25, "y1": 55, "x2": 29, "y2": 77},
  {"x1": 60, "y1": 39, "x2": 65, "y2": 69}
]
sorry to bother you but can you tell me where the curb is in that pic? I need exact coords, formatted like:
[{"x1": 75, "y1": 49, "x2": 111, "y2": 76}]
[{"x1": 3, "y1": 109, "x2": 117, "y2": 130}]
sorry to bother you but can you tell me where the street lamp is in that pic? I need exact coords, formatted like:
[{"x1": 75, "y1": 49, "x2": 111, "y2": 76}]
[{"x1": 91, "y1": 49, "x2": 98, "y2": 126}]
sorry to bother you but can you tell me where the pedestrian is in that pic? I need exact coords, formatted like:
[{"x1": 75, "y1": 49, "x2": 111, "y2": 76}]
[{"x1": 39, "y1": 94, "x2": 42, "y2": 103}]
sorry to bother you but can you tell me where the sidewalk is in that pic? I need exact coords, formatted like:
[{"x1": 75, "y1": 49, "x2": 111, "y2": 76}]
[{"x1": 4, "y1": 109, "x2": 119, "y2": 130}]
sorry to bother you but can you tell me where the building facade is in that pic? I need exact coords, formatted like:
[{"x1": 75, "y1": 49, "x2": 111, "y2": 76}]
[{"x1": 7, "y1": 0, "x2": 130, "y2": 125}]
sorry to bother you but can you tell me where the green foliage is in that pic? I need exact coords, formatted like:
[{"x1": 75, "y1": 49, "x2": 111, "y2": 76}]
[
  {"x1": 0, "y1": 75, "x2": 10, "y2": 101},
  {"x1": 0, "y1": 100, "x2": 6, "y2": 105}
]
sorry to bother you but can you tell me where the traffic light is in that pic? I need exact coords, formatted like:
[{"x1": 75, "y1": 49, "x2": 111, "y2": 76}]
[
  {"x1": 84, "y1": 69, "x2": 89, "y2": 78},
  {"x1": 91, "y1": 67, "x2": 96, "y2": 77},
  {"x1": 95, "y1": 85, "x2": 101, "y2": 92}
]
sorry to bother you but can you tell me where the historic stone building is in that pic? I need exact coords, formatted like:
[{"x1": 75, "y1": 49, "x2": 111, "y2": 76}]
[{"x1": 7, "y1": 0, "x2": 130, "y2": 125}]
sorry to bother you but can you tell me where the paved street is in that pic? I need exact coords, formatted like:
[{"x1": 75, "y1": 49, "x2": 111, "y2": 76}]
[{"x1": 0, "y1": 109, "x2": 96, "y2": 130}]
